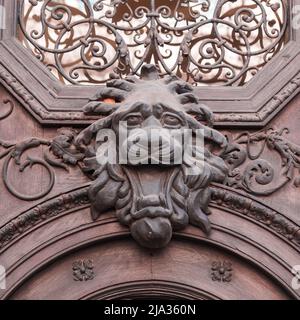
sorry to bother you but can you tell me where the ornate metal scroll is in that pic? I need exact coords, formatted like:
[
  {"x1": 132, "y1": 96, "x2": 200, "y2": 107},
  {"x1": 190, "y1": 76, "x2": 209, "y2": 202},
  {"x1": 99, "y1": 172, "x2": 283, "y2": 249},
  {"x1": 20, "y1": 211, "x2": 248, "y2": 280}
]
[{"x1": 18, "y1": 0, "x2": 287, "y2": 86}]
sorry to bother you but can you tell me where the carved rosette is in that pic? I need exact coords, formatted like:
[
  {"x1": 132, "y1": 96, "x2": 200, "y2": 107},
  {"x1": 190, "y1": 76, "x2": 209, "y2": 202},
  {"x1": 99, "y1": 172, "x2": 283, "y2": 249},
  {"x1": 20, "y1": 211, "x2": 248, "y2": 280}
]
[
  {"x1": 211, "y1": 261, "x2": 233, "y2": 282},
  {"x1": 72, "y1": 259, "x2": 94, "y2": 281}
]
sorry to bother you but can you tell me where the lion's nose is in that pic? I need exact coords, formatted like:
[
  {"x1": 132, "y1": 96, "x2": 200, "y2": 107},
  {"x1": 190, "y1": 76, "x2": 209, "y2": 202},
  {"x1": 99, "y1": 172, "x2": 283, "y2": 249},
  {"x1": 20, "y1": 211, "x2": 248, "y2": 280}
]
[{"x1": 142, "y1": 115, "x2": 161, "y2": 129}]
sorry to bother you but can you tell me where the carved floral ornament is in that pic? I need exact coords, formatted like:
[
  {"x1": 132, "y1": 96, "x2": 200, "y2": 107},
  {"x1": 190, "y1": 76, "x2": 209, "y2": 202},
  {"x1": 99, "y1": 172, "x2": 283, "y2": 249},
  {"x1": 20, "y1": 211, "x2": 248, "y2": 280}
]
[
  {"x1": 72, "y1": 259, "x2": 95, "y2": 281},
  {"x1": 0, "y1": 64, "x2": 300, "y2": 249},
  {"x1": 211, "y1": 261, "x2": 232, "y2": 282}
]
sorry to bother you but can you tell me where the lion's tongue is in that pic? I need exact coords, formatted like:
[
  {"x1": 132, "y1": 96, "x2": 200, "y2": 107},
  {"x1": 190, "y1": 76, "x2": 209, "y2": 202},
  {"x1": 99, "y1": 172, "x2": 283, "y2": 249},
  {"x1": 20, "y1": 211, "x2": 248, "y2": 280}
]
[
  {"x1": 121, "y1": 166, "x2": 177, "y2": 248},
  {"x1": 123, "y1": 166, "x2": 176, "y2": 211}
]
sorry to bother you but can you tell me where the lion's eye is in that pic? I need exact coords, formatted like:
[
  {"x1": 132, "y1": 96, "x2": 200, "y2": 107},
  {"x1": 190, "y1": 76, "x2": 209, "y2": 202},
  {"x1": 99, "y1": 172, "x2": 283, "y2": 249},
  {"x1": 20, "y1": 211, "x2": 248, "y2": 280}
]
[
  {"x1": 162, "y1": 114, "x2": 182, "y2": 128},
  {"x1": 125, "y1": 114, "x2": 143, "y2": 127}
]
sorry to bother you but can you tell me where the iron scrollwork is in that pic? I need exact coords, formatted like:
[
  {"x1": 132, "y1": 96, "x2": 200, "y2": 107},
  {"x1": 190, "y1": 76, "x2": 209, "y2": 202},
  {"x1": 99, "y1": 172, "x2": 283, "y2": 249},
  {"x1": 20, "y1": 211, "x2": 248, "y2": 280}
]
[{"x1": 19, "y1": 0, "x2": 287, "y2": 86}]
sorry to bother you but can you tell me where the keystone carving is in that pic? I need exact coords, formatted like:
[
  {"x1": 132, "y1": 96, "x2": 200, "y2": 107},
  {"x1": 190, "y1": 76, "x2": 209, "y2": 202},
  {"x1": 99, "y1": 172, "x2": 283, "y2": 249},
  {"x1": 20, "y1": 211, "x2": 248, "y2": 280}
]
[{"x1": 74, "y1": 64, "x2": 228, "y2": 248}]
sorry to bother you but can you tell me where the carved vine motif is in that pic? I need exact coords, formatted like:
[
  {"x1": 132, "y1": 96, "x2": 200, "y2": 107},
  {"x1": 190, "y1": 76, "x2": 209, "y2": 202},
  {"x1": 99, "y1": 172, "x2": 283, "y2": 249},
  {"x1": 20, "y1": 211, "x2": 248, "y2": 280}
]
[
  {"x1": 19, "y1": 0, "x2": 287, "y2": 86},
  {"x1": 72, "y1": 259, "x2": 94, "y2": 281},
  {"x1": 221, "y1": 128, "x2": 300, "y2": 196},
  {"x1": 0, "y1": 99, "x2": 14, "y2": 120},
  {"x1": 2, "y1": 67, "x2": 300, "y2": 249},
  {"x1": 0, "y1": 123, "x2": 84, "y2": 201},
  {"x1": 211, "y1": 261, "x2": 232, "y2": 282}
]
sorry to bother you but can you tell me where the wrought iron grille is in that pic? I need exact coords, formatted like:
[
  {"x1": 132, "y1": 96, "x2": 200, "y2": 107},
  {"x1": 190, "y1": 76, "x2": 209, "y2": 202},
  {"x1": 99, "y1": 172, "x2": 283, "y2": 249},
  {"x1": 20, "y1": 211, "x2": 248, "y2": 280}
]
[{"x1": 18, "y1": 0, "x2": 288, "y2": 86}]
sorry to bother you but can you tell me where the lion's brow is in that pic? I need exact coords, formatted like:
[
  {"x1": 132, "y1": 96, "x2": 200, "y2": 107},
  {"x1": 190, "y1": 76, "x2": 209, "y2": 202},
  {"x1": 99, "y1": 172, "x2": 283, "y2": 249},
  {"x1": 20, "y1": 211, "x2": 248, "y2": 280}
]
[
  {"x1": 127, "y1": 101, "x2": 152, "y2": 115},
  {"x1": 129, "y1": 102, "x2": 176, "y2": 117}
]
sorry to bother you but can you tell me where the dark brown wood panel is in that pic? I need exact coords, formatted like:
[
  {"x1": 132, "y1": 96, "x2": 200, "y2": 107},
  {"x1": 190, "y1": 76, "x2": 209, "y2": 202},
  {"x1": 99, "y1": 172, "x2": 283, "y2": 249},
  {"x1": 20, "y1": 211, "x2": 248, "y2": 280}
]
[
  {"x1": 9, "y1": 238, "x2": 292, "y2": 300},
  {"x1": 0, "y1": 0, "x2": 299, "y2": 299}
]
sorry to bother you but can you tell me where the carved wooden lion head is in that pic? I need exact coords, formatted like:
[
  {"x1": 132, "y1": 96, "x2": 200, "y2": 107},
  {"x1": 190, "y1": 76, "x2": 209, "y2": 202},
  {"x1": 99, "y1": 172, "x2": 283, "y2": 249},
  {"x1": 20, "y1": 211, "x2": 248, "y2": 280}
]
[{"x1": 75, "y1": 64, "x2": 228, "y2": 248}]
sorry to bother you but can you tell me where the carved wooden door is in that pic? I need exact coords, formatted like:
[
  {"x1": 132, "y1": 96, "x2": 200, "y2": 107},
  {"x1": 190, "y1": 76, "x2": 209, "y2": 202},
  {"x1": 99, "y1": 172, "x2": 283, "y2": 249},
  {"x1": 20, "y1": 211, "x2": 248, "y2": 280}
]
[{"x1": 0, "y1": 0, "x2": 299, "y2": 300}]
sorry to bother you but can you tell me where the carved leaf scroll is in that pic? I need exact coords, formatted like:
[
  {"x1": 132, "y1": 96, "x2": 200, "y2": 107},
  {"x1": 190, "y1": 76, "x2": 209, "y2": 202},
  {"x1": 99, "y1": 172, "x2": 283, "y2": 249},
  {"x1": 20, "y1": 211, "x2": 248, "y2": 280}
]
[
  {"x1": 222, "y1": 128, "x2": 300, "y2": 196},
  {"x1": 0, "y1": 105, "x2": 84, "y2": 201}
]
